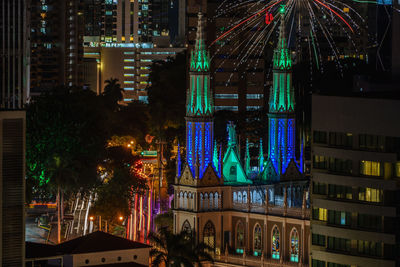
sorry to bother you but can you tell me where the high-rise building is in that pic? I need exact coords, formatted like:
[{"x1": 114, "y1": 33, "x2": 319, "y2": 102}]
[
  {"x1": 0, "y1": 0, "x2": 28, "y2": 265},
  {"x1": 1, "y1": 0, "x2": 29, "y2": 109},
  {"x1": 174, "y1": 12, "x2": 310, "y2": 266},
  {"x1": 82, "y1": 0, "x2": 184, "y2": 46},
  {"x1": 29, "y1": 0, "x2": 84, "y2": 95},
  {"x1": 83, "y1": 45, "x2": 184, "y2": 102},
  {"x1": 311, "y1": 94, "x2": 400, "y2": 267}
]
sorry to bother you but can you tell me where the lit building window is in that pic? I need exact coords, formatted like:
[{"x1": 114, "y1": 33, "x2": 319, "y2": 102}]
[
  {"x1": 360, "y1": 161, "x2": 381, "y2": 177},
  {"x1": 290, "y1": 229, "x2": 299, "y2": 262},
  {"x1": 203, "y1": 221, "x2": 215, "y2": 253},
  {"x1": 313, "y1": 208, "x2": 327, "y2": 221},
  {"x1": 358, "y1": 187, "x2": 383, "y2": 203},
  {"x1": 236, "y1": 221, "x2": 245, "y2": 254},
  {"x1": 272, "y1": 226, "x2": 280, "y2": 259},
  {"x1": 253, "y1": 224, "x2": 262, "y2": 256}
]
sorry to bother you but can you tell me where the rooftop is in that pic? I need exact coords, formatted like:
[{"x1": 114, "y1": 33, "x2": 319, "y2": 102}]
[{"x1": 26, "y1": 231, "x2": 151, "y2": 259}]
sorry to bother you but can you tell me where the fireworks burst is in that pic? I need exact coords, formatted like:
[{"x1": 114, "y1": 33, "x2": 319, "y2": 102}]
[{"x1": 210, "y1": 0, "x2": 378, "y2": 79}]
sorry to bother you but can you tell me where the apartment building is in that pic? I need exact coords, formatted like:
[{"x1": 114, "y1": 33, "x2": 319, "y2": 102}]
[{"x1": 311, "y1": 94, "x2": 400, "y2": 267}]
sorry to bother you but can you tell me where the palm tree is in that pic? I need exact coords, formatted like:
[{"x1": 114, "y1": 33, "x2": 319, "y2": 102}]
[
  {"x1": 48, "y1": 155, "x2": 77, "y2": 243},
  {"x1": 148, "y1": 228, "x2": 214, "y2": 267},
  {"x1": 103, "y1": 78, "x2": 124, "y2": 110}
]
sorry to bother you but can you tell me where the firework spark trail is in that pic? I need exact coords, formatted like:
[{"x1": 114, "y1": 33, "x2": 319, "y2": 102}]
[
  {"x1": 210, "y1": 0, "x2": 283, "y2": 47},
  {"x1": 211, "y1": 11, "x2": 267, "y2": 72},
  {"x1": 313, "y1": 0, "x2": 354, "y2": 32}
]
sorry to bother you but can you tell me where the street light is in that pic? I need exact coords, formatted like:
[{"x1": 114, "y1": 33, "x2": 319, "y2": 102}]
[{"x1": 119, "y1": 216, "x2": 124, "y2": 221}]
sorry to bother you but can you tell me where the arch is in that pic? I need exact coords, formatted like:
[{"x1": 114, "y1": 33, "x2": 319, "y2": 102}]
[
  {"x1": 188, "y1": 192, "x2": 192, "y2": 210},
  {"x1": 179, "y1": 191, "x2": 183, "y2": 208},
  {"x1": 209, "y1": 192, "x2": 213, "y2": 210},
  {"x1": 214, "y1": 192, "x2": 219, "y2": 209},
  {"x1": 184, "y1": 192, "x2": 188, "y2": 209},
  {"x1": 253, "y1": 223, "x2": 262, "y2": 256},
  {"x1": 182, "y1": 220, "x2": 192, "y2": 234},
  {"x1": 290, "y1": 228, "x2": 299, "y2": 262},
  {"x1": 200, "y1": 193, "x2": 204, "y2": 210},
  {"x1": 204, "y1": 193, "x2": 208, "y2": 210},
  {"x1": 271, "y1": 225, "x2": 280, "y2": 260},
  {"x1": 203, "y1": 221, "x2": 216, "y2": 252},
  {"x1": 243, "y1": 191, "x2": 247, "y2": 203},
  {"x1": 233, "y1": 191, "x2": 237, "y2": 203},
  {"x1": 236, "y1": 221, "x2": 245, "y2": 253},
  {"x1": 238, "y1": 192, "x2": 242, "y2": 203}
]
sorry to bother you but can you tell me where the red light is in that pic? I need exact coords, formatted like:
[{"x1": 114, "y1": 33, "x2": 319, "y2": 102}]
[{"x1": 265, "y1": 12, "x2": 273, "y2": 25}]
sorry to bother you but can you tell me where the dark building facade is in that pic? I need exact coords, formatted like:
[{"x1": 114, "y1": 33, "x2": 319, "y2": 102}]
[
  {"x1": 30, "y1": 0, "x2": 84, "y2": 95},
  {"x1": 0, "y1": 1, "x2": 27, "y2": 265}
]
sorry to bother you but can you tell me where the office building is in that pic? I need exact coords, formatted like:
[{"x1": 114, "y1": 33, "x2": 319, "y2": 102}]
[
  {"x1": 311, "y1": 94, "x2": 400, "y2": 267},
  {"x1": 0, "y1": 1, "x2": 28, "y2": 265},
  {"x1": 84, "y1": 44, "x2": 185, "y2": 103},
  {"x1": 173, "y1": 13, "x2": 310, "y2": 266},
  {"x1": 82, "y1": 0, "x2": 184, "y2": 46},
  {"x1": 30, "y1": 0, "x2": 84, "y2": 94}
]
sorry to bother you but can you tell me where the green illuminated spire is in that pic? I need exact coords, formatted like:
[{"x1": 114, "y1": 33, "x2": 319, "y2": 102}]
[
  {"x1": 186, "y1": 12, "x2": 213, "y2": 116},
  {"x1": 273, "y1": 6, "x2": 292, "y2": 71},
  {"x1": 190, "y1": 12, "x2": 210, "y2": 72},
  {"x1": 269, "y1": 5, "x2": 295, "y2": 113}
]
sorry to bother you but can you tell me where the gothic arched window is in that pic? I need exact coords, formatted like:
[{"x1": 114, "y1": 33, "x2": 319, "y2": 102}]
[
  {"x1": 214, "y1": 192, "x2": 219, "y2": 209},
  {"x1": 188, "y1": 192, "x2": 192, "y2": 210},
  {"x1": 200, "y1": 193, "x2": 204, "y2": 210},
  {"x1": 179, "y1": 191, "x2": 183, "y2": 208},
  {"x1": 290, "y1": 228, "x2": 299, "y2": 262},
  {"x1": 272, "y1": 226, "x2": 280, "y2": 260},
  {"x1": 203, "y1": 221, "x2": 216, "y2": 252},
  {"x1": 184, "y1": 192, "x2": 188, "y2": 209},
  {"x1": 238, "y1": 192, "x2": 242, "y2": 203},
  {"x1": 182, "y1": 220, "x2": 191, "y2": 234},
  {"x1": 243, "y1": 191, "x2": 248, "y2": 203},
  {"x1": 236, "y1": 221, "x2": 245, "y2": 253},
  {"x1": 233, "y1": 192, "x2": 237, "y2": 203},
  {"x1": 253, "y1": 224, "x2": 262, "y2": 256},
  {"x1": 209, "y1": 193, "x2": 213, "y2": 210},
  {"x1": 204, "y1": 193, "x2": 208, "y2": 210}
]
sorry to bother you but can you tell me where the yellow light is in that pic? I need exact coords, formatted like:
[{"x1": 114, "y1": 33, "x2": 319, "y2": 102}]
[
  {"x1": 89, "y1": 216, "x2": 94, "y2": 221},
  {"x1": 122, "y1": 36, "x2": 126, "y2": 41},
  {"x1": 119, "y1": 216, "x2": 124, "y2": 221},
  {"x1": 343, "y1": 7, "x2": 349, "y2": 13}
]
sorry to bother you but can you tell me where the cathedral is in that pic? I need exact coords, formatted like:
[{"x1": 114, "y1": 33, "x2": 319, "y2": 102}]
[{"x1": 173, "y1": 9, "x2": 310, "y2": 266}]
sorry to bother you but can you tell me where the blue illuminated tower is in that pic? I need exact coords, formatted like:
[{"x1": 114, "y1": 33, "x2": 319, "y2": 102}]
[
  {"x1": 268, "y1": 6, "x2": 296, "y2": 176},
  {"x1": 185, "y1": 12, "x2": 215, "y2": 179}
]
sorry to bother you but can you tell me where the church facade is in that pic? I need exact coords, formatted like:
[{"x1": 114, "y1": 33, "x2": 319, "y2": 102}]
[{"x1": 173, "y1": 9, "x2": 310, "y2": 266}]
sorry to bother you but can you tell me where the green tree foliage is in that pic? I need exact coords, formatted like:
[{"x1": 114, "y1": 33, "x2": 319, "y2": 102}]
[
  {"x1": 148, "y1": 228, "x2": 214, "y2": 267},
  {"x1": 26, "y1": 87, "x2": 113, "y2": 201}
]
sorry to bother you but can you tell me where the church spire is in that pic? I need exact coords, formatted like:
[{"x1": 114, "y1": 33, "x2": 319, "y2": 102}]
[
  {"x1": 186, "y1": 12, "x2": 213, "y2": 117},
  {"x1": 273, "y1": 5, "x2": 291, "y2": 71},
  {"x1": 190, "y1": 12, "x2": 210, "y2": 72},
  {"x1": 258, "y1": 138, "x2": 264, "y2": 173},
  {"x1": 267, "y1": 5, "x2": 296, "y2": 177},
  {"x1": 184, "y1": 12, "x2": 214, "y2": 179}
]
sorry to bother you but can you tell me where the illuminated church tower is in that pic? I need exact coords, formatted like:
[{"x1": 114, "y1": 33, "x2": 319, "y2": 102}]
[
  {"x1": 267, "y1": 6, "x2": 296, "y2": 177},
  {"x1": 184, "y1": 12, "x2": 215, "y2": 179}
]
